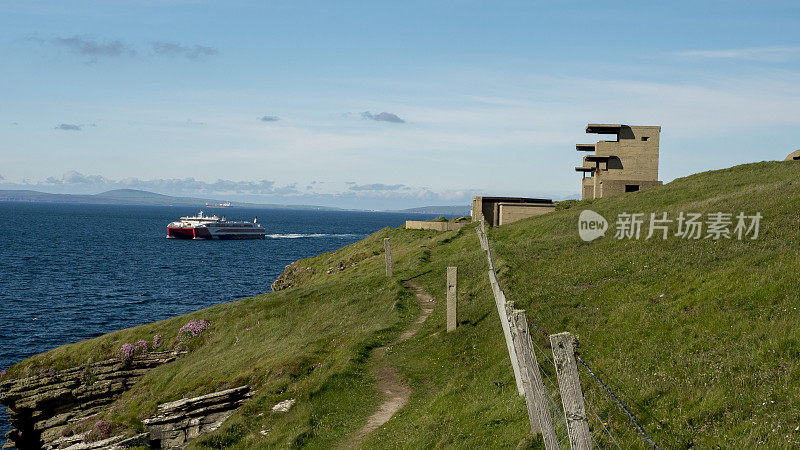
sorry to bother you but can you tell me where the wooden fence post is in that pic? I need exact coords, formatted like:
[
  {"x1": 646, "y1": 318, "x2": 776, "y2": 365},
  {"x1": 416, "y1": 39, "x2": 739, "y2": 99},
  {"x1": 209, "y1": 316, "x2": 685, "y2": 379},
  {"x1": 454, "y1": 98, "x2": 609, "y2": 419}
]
[
  {"x1": 550, "y1": 332, "x2": 591, "y2": 450},
  {"x1": 383, "y1": 238, "x2": 392, "y2": 277},
  {"x1": 511, "y1": 310, "x2": 559, "y2": 450},
  {"x1": 504, "y1": 304, "x2": 536, "y2": 432},
  {"x1": 476, "y1": 227, "x2": 488, "y2": 252},
  {"x1": 487, "y1": 270, "x2": 525, "y2": 396},
  {"x1": 446, "y1": 266, "x2": 458, "y2": 332}
]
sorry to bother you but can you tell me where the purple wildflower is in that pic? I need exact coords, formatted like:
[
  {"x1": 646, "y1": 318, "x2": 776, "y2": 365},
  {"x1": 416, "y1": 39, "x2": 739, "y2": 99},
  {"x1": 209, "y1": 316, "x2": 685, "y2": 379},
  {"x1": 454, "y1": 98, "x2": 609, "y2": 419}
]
[
  {"x1": 0, "y1": 369, "x2": 6, "y2": 378},
  {"x1": 86, "y1": 418, "x2": 113, "y2": 441},
  {"x1": 119, "y1": 343, "x2": 136, "y2": 365},
  {"x1": 135, "y1": 340, "x2": 149, "y2": 352},
  {"x1": 175, "y1": 319, "x2": 211, "y2": 351},
  {"x1": 151, "y1": 334, "x2": 162, "y2": 349}
]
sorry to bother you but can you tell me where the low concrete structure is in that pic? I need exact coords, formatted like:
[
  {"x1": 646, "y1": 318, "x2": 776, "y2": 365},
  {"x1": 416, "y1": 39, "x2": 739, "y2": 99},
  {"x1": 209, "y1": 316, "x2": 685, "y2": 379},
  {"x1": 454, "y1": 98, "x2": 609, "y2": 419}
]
[
  {"x1": 496, "y1": 202, "x2": 555, "y2": 226},
  {"x1": 784, "y1": 149, "x2": 800, "y2": 161},
  {"x1": 471, "y1": 196, "x2": 554, "y2": 227},
  {"x1": 405, "y1": 220, "x2": 467, "y2": 232},
  {"x1": 575, "y1": 124, "x2": 663, "y2": 200}
]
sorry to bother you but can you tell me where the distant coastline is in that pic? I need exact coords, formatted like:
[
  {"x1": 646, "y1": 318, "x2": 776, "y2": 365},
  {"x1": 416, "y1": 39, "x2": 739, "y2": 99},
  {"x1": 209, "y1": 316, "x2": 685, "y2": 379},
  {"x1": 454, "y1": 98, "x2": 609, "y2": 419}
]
[{"x1": 0, "y1": 188, "x2": 469, "y2": 216}]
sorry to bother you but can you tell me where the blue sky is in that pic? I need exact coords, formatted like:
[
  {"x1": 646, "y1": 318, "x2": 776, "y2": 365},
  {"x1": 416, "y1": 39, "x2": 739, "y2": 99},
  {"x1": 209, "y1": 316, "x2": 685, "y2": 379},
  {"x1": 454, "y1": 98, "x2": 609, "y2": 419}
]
[{"x1": 1, "y1": 1, "x2": 799, "y2": 209}]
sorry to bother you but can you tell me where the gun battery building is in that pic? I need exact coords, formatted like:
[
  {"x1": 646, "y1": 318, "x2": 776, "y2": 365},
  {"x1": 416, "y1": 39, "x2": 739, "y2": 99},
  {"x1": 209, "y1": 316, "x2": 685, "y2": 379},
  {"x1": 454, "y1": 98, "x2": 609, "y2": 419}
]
[{"x1": 575, "y1": 124, "x2": 663, "y2": 200}]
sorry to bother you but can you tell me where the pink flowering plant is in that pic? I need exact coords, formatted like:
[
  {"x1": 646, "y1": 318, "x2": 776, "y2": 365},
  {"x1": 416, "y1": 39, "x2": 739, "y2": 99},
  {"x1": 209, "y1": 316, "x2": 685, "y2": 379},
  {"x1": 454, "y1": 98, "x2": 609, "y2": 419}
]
[
  {"x1": 152, "y1": 334, "x2": 162, "y2": 349},
  {"x1": 175, "y1": 319, "x2": 211, "y2": 351},
  {"x1": 86, "y1": 418, "x2": 113, "y2": 441},
  {"x1": 118, "y1": 334, "x2": 165, "y2": 366},
  {"x1": 70, "y1": 415, "x2": 113, "y2": 442}
]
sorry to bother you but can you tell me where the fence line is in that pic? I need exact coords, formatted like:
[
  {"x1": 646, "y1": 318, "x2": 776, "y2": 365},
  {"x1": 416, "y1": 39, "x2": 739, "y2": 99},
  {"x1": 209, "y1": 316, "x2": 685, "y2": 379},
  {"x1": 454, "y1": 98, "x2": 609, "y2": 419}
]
[{"x1": 476, "y1": 219, "x2": 660, "y2": 449}]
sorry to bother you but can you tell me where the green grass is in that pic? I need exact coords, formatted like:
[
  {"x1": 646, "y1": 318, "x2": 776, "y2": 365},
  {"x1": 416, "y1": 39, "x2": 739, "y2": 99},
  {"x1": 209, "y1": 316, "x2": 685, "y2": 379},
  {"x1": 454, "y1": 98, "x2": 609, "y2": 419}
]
[{"x1": 5, "y1": 160, "x2": 800, "y2": 448}]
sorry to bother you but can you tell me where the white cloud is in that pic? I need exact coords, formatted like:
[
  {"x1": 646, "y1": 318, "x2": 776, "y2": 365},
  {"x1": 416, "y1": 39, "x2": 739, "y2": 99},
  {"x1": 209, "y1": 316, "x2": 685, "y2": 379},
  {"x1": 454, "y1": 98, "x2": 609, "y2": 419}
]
[{"x1": 672, "y1": 46, "x2": 800, "y2": 62}]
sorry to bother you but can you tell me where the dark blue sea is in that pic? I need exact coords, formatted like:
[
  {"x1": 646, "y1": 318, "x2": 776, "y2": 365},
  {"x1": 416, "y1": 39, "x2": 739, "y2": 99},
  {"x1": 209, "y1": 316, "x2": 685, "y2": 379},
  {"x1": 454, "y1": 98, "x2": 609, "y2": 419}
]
[{"x1": 0, "y1": 202, "x2": 438, "y2": 436}]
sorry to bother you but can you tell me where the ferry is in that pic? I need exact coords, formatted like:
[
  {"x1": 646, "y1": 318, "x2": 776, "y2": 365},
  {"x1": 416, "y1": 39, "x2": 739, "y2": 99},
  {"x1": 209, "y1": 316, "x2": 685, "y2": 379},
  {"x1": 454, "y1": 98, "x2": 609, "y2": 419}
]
[
  {"x1": 205, "y1": 201, "x2": 233, "y2": 208},
  {"x1": 166, "y1": 211, "x2": 266, "y2": 240}
]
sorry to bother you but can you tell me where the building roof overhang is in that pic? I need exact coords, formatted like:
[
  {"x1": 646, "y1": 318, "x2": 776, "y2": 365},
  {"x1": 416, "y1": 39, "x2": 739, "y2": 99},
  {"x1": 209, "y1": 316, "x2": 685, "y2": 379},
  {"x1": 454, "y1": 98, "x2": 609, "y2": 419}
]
[
  {"x1": 584, "y1": 155, "x2": 611, "y2": 162},
  {"x1": 585, "y1": 124, "x2": 623, "y2": 134},
  {"x1": 575, "y1": 167, "x2": 596, "y2": 173},
  {"x1": 575, "y1": 144, "x2": 596, "y2": 152}
]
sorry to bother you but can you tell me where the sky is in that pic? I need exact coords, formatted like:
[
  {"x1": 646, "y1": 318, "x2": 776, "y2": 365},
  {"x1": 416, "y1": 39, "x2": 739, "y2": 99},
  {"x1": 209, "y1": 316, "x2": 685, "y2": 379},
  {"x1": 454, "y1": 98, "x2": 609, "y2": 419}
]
[{"x1": 1, "y1": 0, "x2": 799, "y2": 209}]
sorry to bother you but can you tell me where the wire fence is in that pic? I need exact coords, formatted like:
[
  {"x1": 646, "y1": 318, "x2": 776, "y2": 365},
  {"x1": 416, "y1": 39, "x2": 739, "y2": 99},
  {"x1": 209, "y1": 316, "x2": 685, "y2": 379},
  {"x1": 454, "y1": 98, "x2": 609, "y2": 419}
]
[{"x1": 477, "y1": 220, "x2": 661, "y2": 449}]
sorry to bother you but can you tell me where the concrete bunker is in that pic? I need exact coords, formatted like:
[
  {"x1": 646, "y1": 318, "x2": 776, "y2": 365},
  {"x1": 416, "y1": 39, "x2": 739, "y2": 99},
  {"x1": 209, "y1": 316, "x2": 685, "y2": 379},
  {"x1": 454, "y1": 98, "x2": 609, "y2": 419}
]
[
  {"x1": 471, "y1": 196, "x2": 554, "y2": 227},
  {"x1": 575, "y1": 124, "x2": 663, "y2": 200}
]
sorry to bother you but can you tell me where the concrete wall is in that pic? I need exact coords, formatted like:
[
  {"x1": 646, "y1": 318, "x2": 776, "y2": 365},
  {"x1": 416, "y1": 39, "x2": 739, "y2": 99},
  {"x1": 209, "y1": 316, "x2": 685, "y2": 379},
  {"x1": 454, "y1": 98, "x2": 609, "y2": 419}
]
[
  {"x1": 405, "y1": 220, "x2": 467, "y2": 232},
  {"x1": 581, "y1": 177, "x2": 594, "y2": 200},
  {"x1": 598, "y1": 179, "x2": 663, "y2": 197},
  {"x1": 497, "y1": 203, "x2": 555, "y2": 226},
  {"x1": 593, "y1": 126, "x2": 660, "y2": 182},
  {"x1": 471, "y1": 197, "x2": 483, "y2": 222}
]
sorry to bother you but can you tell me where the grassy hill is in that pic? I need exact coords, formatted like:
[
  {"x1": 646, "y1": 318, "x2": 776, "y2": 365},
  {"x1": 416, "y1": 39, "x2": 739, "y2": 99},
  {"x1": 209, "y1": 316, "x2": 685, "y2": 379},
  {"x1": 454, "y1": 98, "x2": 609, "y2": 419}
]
[{"x1": 3, "y1": 160, "x2": 800, "y2": 448}]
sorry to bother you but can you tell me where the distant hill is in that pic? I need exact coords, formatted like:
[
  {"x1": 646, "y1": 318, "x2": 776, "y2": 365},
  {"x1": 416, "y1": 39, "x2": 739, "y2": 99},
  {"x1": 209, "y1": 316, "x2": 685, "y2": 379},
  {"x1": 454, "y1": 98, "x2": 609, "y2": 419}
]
[
  {"x1": 0, "y1": 189, "x2": 342, "y2": 211},
  {"x1": 390, "y1": 205, "x2": 470, "y2": 216},
  {"x1": 94, "y1": 189, "x2": 174, "y2": 200}
]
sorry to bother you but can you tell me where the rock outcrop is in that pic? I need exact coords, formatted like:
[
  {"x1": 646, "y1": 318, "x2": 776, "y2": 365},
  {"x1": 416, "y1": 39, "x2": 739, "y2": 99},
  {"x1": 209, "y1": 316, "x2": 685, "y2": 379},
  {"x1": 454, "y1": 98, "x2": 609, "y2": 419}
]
[
  {"x1": 48, "y1": 432, "x2": 149, "y2": 450},
  {"x1": 143, "y1": 385, "x2": 252, "y2": 449},
  {"x1": 0, "y1": 352, "x2": 179, "y2": 449}
]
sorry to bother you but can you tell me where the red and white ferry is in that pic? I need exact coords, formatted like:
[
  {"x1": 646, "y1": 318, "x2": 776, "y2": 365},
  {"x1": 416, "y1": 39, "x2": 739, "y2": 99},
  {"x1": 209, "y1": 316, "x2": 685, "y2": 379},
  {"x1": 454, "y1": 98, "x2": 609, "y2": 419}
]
[{"x1": 166, "y1": 211, "x2": 266, "y2": 240}]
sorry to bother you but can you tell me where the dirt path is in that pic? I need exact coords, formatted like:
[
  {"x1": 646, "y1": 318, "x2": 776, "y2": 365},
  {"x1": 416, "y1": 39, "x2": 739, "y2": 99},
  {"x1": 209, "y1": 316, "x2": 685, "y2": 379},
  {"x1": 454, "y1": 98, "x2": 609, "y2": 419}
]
[{"x1": 348, "y1": 280, "x2": 435, "y2": 447}]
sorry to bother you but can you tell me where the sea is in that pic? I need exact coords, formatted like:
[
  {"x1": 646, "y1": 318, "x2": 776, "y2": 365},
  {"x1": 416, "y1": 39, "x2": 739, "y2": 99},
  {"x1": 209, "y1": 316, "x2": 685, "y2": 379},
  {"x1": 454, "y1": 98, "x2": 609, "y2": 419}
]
[{"x1": 0, "y1": 202, "x2": 440, "y2": 437}]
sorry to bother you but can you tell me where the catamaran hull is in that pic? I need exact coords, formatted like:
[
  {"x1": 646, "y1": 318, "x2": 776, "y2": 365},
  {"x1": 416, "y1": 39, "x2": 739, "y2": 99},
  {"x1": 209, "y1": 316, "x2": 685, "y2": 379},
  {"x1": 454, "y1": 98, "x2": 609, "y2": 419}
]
[{"x1": 167, "y1": 227, "x2": 265, "y2": 240}]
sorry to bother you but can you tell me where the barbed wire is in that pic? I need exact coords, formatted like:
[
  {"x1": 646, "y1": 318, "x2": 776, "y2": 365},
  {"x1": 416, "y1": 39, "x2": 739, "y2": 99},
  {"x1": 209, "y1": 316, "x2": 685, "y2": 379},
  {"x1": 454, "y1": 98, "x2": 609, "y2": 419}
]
[
  {"x1": 585, "y1": 396, "x2": 623, "y2": 449},
  {"x1": 575, "y1": 354, "x2": 660, "y2": 449},
  {"x1": 479, "y1": 224, "x2": 660, "y2": 449}
]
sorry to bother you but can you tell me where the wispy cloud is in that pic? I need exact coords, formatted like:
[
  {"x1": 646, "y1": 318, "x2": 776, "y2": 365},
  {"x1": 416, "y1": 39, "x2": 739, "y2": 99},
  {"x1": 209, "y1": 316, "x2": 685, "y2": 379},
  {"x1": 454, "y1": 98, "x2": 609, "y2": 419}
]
[
  {"x1": 55, "y1": 123, "x2": 81, "y2": 131},
  {"x1": 348, "y1": 183, "x2": 406, "y2": 191},
  {"x1": 0, "y1": 174, "x2": 4, "y2": 181},
  {"x1": 152, "y1": 41, "x2": 218, "y2": 60},
  {"x1": 258, "y1": 115, "x2": 279, "y2": 122},
  {"x1": 672, "y1": 46, "x2": 800, "y2": 62},
  {"x1": 361, "y1": 111, "x2": 405, "y2": 123},
  {"x1": 46, "y1": 170, "x2": 103, "y2": 184},
  {"x1": 48, "y1": 36, "x2": 136, "y2": 57}
]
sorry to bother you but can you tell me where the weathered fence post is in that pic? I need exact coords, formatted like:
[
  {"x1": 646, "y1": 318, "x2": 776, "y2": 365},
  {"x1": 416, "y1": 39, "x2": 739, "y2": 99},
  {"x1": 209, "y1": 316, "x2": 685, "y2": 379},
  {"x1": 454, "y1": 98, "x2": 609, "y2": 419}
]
[
  {"x1": 550, "y1": 332, "x2": 591, "y2": 450},
  {"x1": 511, "y1": 310, "x2": 559, "y2": 450},
  {"x1": 488, "y1": 270, "x2": 525, "y2": 396},
  {"x1": 477, "y1": 228, "x2": 489, "y2": 251},
  {"x1": 446, "y1": 266, "x2": 458, "y2": 332},
  {"x1": 505, "y1": 304, "x2": 536, "y2": 432},
  {"x1": 383, "y1": 238, "x2": 392, "y2": 277}
]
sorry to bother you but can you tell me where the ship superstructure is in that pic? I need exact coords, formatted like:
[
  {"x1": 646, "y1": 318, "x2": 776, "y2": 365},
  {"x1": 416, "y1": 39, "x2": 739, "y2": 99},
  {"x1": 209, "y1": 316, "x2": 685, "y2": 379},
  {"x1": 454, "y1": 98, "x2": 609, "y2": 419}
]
[{"x1": 166, "y1": 211, "x2": 265, "y2": 240}]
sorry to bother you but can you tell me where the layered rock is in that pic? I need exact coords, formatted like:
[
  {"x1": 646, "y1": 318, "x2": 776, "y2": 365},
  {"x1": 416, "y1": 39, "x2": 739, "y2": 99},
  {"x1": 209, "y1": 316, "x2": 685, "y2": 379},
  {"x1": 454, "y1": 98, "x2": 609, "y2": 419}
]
[
  {"x1": 48, "y1": 432, "x2": 148, "y2": 450},
  {"x1": 143, "y1": 386, "x2": 252, "y2": 449},
  {"x1": 0, "y1": 352, "x2": 179, "y2": 449}
]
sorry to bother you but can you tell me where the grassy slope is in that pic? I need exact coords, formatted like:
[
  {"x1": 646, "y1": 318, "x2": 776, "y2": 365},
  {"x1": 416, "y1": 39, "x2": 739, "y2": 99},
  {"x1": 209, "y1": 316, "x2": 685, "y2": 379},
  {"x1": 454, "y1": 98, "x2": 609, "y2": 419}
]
[
  {"x1": 4, "y1": 160, "x2": 800, "y2": 448},
  {"x1": 487, "y1": 160, "x2": 800, "y2": 448}
]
